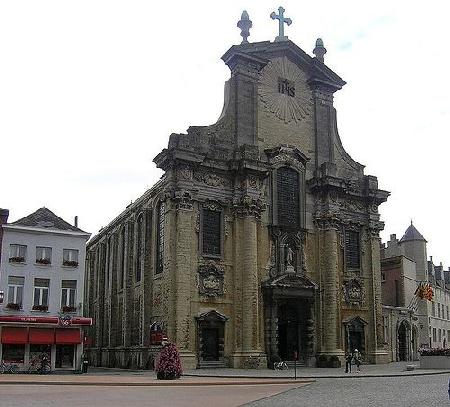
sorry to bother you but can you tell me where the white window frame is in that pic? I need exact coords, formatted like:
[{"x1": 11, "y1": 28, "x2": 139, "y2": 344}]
[
  {"x1": 33, "y1": 280, "x2": 50, "y2": 307},
  {"x1": 9, "y1": 244, "x2": 27, "y2": 261},
  {"x1": 63, "y1": 249, "x2": 79, "y2": 266},
  {"x1": 7, "y1": 277, "x2": 24, "y2": 307},
  {"x1": 36, "y1": 246, "x2": 52, "y2": 264},
  {"x1": 61, "y1": 284, "x2": 77, "y2": 308}
]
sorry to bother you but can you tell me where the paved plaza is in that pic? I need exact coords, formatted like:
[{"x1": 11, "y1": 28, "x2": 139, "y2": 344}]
[{"x1": 0, "y1": 363, "x2": 449, "y2": 406}]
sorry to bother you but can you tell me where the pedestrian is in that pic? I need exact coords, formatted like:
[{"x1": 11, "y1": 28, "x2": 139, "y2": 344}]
[
  {"x1": 353, "y1": 349, "x2": 361, "y2": 372},
  {"x1": 345, "y1": 353, "x2": 352, "y2": 373}
]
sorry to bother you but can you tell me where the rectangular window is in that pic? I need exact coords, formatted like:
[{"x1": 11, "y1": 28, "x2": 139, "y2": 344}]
[
  {"x1": 439, "y1": 329, "x2": 442, "y2": 342},
  {"x1": 63, "y1": 249, "x2": 79, "y2": 267},
  {"x1": 381, "y1": 272, "x2": 386, "y2": 282},
  {"x1": 345, "y1": 230, "x2": 360, "y2": 269},
  {"x1": 9, "y1": 244, "x2": 27, "y2": 263},
  {"x1": 433, "y1": 328, "x2": 437, "y2": 342},
  {"x1": 1, "y1": 344, "x2": 25, "y2": 363},
  {"x1": 447, "y1": 306, "x2": 449, "y2": 320},
  {"x1": 202, "y1": 209, "x2": 221, "y2": 256},
  {"x1": 432, "y1": 302, "x2": 436, "y2": 317},
  {"x1": 277, "y1": 167, "x2": 300, "y2": 228},
  {"x1": 7, "y1": 276, "x2": 24, "y2": 308},
  {"x1": 36, "y1": 246, "x2": 52, "y2": 265},
  {"x1": 61, "y1": 280, "x2": 77, "y2": 309},
  {"x1": 438, "y1": 304, "x2": 441, "y2": 318},
  {"x1": 33, "y1": 278, "x2": 50, "y2": 309}
]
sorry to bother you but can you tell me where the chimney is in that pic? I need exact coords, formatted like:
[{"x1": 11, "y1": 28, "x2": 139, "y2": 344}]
[
  {"x1": 74, "y1": 216, "x2": 78, "y2": 228},
  {"x1": 390, "y1": 234, "x2": 397, "y2": 241}
]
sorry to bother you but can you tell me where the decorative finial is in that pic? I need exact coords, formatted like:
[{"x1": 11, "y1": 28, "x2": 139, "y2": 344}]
[
  {"x1": 237, "y1": 10, "x2": 252, "y2": 44},
  {"x1": 270, "y1": 6, "x2": 292, "y2": 42},
  {"x1": 313, "y1": 38, "x2": 327, "y2": 63}
]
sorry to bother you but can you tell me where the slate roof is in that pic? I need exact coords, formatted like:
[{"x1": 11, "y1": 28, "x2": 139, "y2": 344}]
[
  {"x1": 11, "y1": 207, "x2": 86, "y2": 233},
  {"x1": 399, "y1": 222, "x2": 427, "y2": 243}
]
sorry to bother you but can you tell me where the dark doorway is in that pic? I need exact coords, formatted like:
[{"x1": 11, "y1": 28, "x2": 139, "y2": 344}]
[
  {"x1": 196, "y1": 310, "x2": 227, "y2": 367},
  {"x1": 201, "y1": 328, "x2": 219, "y2": 361},
  {"x1": 345, "y1": 317, "x2": 366, "y2": 357},
  {"x1": 278, "y1": 304, "x2": 300, "y2": 361},
  {"x1": 398, "y1": 322, "x2": 408, "y2": 361}
]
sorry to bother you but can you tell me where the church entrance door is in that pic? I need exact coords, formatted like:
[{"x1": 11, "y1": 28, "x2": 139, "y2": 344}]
[
  {"x1": 201, "y1": 328, "x2": 219, "y2": 361},
  {"x1": 277, "y1": 303, "x2": 302, "y2": 361}
]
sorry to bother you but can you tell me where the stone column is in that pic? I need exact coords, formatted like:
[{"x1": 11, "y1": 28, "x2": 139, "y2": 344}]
[{"x1": 320, "y1": 225, "x2": 342, "y2": 356}]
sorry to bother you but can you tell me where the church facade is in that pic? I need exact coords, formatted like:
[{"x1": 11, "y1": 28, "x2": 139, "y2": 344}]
[{"x1": 85, "y1": 18, "x2": 389, "y2": 369}]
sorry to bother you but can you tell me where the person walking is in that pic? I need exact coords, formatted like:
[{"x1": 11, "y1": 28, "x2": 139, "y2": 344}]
[
  {"x1": 345, "y1": 353, "x2": 352, "y2": 373},
  {"x1": 353, "y1": 349, "x2": 361, "y2": 372}
]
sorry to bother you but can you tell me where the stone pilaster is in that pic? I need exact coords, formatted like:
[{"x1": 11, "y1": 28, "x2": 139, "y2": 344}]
[
  {"x1": 172, "y1": 195, "x2": 197, "y2": 369},
  {"x1": 368, "y1": 228, "x2": 389, "y2": 363}
]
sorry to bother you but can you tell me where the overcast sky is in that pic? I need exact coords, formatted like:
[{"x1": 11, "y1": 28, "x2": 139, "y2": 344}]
[{"x1": 1, "y1": 1, "x2": 449, "y2": 266}]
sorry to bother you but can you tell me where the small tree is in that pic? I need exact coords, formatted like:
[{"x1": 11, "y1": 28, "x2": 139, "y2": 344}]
[{"x1": 155, "y1": 342, "x2": 182, "y2": 380}]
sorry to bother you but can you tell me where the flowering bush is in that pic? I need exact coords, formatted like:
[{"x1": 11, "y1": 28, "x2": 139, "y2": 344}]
[
  {"x1": 418, "y1": 347, "x2": 450, "y2": 356},
  {"x1": 36, "y1": 258, "x2": 51, "y2": 265},
  {"x1": 155, "y1": 342, "x2": 182, "y2": 380},
  {"x1": 9, "y1": 256, "x2": 25, "y2": 263},
  {"x1": 62, "y1": 306, "x2": 77, "y2": 313}
]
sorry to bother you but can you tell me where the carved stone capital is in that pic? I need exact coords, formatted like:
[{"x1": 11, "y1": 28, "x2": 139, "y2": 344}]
[
  {"x1": 173, "y1": 190, "x2": 194, "y2": 210},
  {"x1": 232, "y1": 195, "x2": 266, "y2": 219}
]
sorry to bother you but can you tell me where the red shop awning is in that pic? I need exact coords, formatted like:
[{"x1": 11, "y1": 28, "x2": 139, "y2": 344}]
[
  {"x1": 1, "y1": 327, "x2": 28, "y2": 344},
  {"x1": 29, "y1": 328, "x2": 55, "y2": 344},
  {"x1": 55, "y1": 328, "x2": 81, "y2": 344}
]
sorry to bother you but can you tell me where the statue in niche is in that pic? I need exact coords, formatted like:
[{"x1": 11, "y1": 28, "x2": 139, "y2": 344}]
[{"x1": 285, "y1": 245, "x2": 295, "y2": 273}]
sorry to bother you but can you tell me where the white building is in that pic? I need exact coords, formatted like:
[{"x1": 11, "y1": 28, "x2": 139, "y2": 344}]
[{"x1": 0, "y1": 208, "x2": 91, "y2": 371}]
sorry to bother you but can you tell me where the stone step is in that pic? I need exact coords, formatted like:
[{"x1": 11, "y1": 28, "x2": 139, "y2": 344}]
[{"x1": 198, "y1": 361, "x2": 226, "y2": 369}]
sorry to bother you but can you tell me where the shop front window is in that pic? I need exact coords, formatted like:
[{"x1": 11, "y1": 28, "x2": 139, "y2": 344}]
[{"x1": 2, "y1": 344, "x2": 25, "y2": 363}]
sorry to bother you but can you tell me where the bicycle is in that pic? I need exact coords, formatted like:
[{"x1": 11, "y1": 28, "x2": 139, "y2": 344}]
[
  {"x1": 274, "y1": 361, "x2": 289, "y2": 370},
  {"x1": 0, "y1": 361, "x2": 19, "y2": 374},
  {"x1": 28, "y1": 355, "x2": 51, "y2": 374}
]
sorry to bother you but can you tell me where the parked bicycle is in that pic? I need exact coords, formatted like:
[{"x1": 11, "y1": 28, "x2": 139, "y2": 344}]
[
  {"x1": 274, "y1": 361, "x2": 289, "y2": 370},
  {"x1": 0, "y1": 361, "x2": 19, "y2": 374},
  {"x1": 27, "y1": 354, "x2": 51, "y2": 375}
]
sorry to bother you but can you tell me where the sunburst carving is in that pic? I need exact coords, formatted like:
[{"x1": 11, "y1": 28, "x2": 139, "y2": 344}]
[{"x1": 258, "y1": 57, "x2": 312, "y2": 124}]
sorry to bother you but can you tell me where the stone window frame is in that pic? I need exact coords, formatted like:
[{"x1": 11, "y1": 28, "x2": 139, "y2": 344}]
[
  {"x1": 155, "y1": 200, "x2": 165, "y2": 275},
  {"x1": 199, "y1": 202, "x2": 224, "y2": 259},
  {"x1": 264, "y1": 147, "x2": 307, "y2": 230},
  {"x1": 344, "y1": 227, "x2": 361, "y2": 272}
]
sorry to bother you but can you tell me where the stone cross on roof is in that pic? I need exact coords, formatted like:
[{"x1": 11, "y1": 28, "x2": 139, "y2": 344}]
[{"x1": 270, "y1": 6, "x2": 292, "y2": 42}]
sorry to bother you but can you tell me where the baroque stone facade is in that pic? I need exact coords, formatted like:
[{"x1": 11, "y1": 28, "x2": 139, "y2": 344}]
[{"x1": 85, "y1": 35, "x2": 390, "y2": 369}]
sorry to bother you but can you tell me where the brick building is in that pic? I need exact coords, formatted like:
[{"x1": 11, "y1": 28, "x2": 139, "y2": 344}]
[{"x1": 85, "y1": 12, "x2": 389, "y2": 369}]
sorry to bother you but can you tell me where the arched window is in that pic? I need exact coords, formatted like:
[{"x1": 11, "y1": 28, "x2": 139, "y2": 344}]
[
  {"x1": 156, "y1": 202, "x2": 165, "y2": 274},
  {"x1": 136, "y1": 214, "x2": 144, "y2": 282},
  {"x1": 277, "y1": 166, "x2": 300, "y2": 228}
]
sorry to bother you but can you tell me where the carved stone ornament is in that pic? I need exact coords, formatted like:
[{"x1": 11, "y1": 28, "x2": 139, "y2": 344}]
[
  {"x1": 232, "y1": 195, "x2": 266, "y2": 219},
  {"x1": 343, "y1": 279, "x2": 365, "y2": 306},
  {"x1": 194, "y1": 169, "x2": 229, "y2": 187},
  {"x1": 173, "y1": 190, "x2": 193, "y2": 210},
  {"x1": 258, "y1": 56, "x2": 313, "y2": 123},
  {"x1": 198, "y1": 263, "x2": 225, "y2": 297},
  {"x1": 176, "y1": 164, "x2": 192, "y2": 180}
]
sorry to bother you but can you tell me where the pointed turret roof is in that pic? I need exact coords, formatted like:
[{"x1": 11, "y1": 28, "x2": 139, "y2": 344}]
[
  {"x1": 399, "y1": 221, "x2": 427, "y2": 243},
  {"x1": 11, "y1": 207, "x2": 86, "y2": 233}
]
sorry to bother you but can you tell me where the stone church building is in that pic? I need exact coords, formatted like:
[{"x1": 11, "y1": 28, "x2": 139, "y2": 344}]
[{"x1": 85, "y1": 13, "x2": 389, "y2": 369}]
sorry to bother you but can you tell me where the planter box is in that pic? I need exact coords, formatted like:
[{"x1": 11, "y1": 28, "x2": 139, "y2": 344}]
[{"x1": 420, "y1": 355, "x2": 450, "y2": 369}]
